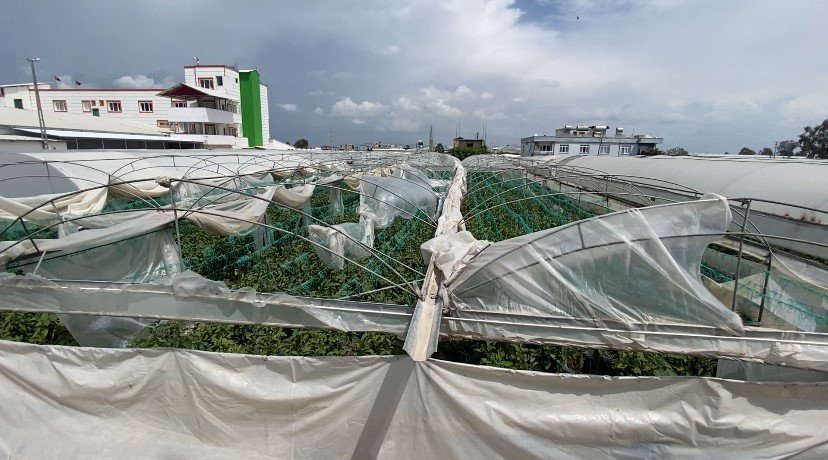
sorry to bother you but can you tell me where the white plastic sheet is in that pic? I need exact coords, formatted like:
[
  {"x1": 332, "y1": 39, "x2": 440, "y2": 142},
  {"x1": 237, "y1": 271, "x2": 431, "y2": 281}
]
[
  {"x1": 448, "y1": 196, "x2": 745, "y2": 334},
  {"x1": 359, "y1": 176, "x2": 438, "y2": 229},
  {"x1": 307, "y1": 219, "x2": 374, "y2": 270},
  {"x1": 0, "y1": 341, "x2": 825, "y2": 458}
]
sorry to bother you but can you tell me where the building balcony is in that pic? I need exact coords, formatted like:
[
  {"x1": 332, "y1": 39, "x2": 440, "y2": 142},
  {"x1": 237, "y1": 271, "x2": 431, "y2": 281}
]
[{"x1": 168, "y1": 107, "x2": 235, "y2": 124}]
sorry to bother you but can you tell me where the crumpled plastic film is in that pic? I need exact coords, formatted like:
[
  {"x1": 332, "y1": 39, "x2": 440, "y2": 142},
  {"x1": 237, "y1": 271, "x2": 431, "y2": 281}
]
[
  {"x1": 420, "y1": 231, "x2": 489, "y2": 280},
  {"x1": 307, "y1": 219, "x2": 374, "y2": 270},
  {"x1": 448, "y1": 196, "x2": 745, "y2": 335},
  {"x1": 358, "y1": 176, "x2": 438, "y2": 230}
]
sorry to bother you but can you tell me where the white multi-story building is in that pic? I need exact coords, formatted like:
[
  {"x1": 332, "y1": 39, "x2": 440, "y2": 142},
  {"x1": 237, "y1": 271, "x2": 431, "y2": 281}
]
[
  {"x1": 0, "y1": 63, "x2": 271, "y2": 149},
  {"x1": 521, "y1": 125, "x2": 663, "y2": 157}
]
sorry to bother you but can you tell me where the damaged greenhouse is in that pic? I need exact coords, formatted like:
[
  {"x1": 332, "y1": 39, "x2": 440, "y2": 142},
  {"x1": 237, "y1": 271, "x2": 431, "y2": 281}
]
[{"x1": 0, "y1": 149, "x2": 826, "y2": 457}]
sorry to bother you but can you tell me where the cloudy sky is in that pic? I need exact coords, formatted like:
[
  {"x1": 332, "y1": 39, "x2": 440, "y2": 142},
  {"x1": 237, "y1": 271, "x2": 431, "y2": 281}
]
[{"x1": 1, "y1": 0, "x2": 826, "y2": 151}]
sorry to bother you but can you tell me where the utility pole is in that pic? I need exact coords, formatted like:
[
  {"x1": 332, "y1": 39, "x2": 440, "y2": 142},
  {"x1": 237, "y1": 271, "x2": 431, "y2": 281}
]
[
  {"x1": 428, "y1": 124, "x2": 433, "y2": 152},
  {"x1": 27, "y1": 58, "x2": 48, "y2": 149},
  {"x1": 329, "y1": 130, "x2": 334, "y2": 150}
]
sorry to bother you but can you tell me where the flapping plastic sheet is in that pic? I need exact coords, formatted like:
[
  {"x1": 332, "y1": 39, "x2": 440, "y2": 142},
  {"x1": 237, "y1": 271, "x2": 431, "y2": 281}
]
[
  {"x1": 448, "y1": 196, "x2": 745, "y2": 334},
  {"x1": 359, "y1": 176, "x2": 438, "y2": 229},
  {"x1": 184, "y1": 186, "x2": 277, "y2": 236},
  {"x1": 308, "y1": 219, "x2": 374, "y2": 270},
  {"x1": 0, "y1": 341, "x2": 825, "y2": 458}
]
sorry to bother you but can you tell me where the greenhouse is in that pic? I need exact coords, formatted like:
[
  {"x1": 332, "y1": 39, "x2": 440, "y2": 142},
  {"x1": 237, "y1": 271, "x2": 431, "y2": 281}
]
[{"x1": 0, "y1": 150, "x2": 826, "y2": 457}]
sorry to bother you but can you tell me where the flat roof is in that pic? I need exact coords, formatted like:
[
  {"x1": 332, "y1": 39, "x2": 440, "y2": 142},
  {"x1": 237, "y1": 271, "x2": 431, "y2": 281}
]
[
  {"x1": 15, "y1": 128, "x2": 200, "y2": 143},
  {"x1": 185, "y1": 64, "x2": 238, "y2": 70}
]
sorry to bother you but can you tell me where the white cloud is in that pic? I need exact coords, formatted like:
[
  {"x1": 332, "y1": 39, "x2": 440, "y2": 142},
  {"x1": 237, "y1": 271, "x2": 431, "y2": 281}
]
[
  {"x1": 332, "y1": 71, "x2": 354, "y2": 79},
  {"x1": 392, "y1": 96, "x2": 420, "y2": 112},
  {"x1": 313, "y1": 107, "x2": 324, "y2": 115},
  {"x1": 480, "y1": 92, "x2": 494, "y2": 100},
  {"x1": 113, "y1": 75, "x2": 159, "y2": 88},
  {"x1": 331, "y1": 97, "x2": 387, "y2": 117},
  {"x1": 278, "y1": 103, "x2": 298, "y2": 112},
  {"x1": 379, "y1": 45, "x2": 401, "y2": 56},
  {"x1": 512, "y1": 97, "x2": 526, "y2": 103},
  {"x1": 309, "y1": 89, "x2": 335, "y2": 96},
  {"x1": 432, "y1": 100, "x2": 464, "y2": 118},
  {"x1": 351, "y1": 118, "x2": 366, "y2": 125}
]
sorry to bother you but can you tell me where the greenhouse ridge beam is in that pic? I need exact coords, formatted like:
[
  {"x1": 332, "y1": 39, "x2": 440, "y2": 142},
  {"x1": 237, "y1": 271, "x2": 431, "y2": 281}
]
[{"x1": 1, "y1": 277, "x2": 827, "y2": 371}]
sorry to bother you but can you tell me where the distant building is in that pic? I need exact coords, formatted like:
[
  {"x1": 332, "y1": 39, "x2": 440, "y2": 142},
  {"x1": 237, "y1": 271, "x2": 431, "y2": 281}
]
[
  {"x1": 520, "y1": 125, "x2": 662, "y2": 156},
  {"x1": 0, "y1": 63, "x2": 271, "y2": 149},
  {"x1": 453, "y1": 137, "x2": 486, "y2": 149}
]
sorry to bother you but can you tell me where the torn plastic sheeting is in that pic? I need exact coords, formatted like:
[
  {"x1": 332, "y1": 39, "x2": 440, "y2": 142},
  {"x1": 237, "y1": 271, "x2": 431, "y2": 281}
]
[
  {"x1": 307, "y1": 219, "x2": 374, "y2": 270},
  {"x1": 420, "y1": 231, "x2": 489, "y2": 280},
  {"x1": 184, "y1": 186, "x2": 277, "y2": 236},
  {"x1": 164, "y1": 270, "x2": 370, "y2": 332},
  {"x1": 441, "y1": 312, "x2": 828, "y2": 372},
  {"x1": 14, "y1": 228, "x2": 180, "y2": 348},
  {"x1": 0, "y1": 212, "x2": 175, "y2": 269},
  {"x1": 448, "y1": 196, "x2": 745, "y2": 335},
  {"x1": 358, "y1": 176, "x2": 438, "y2": 230},
  {"x1": 404, "y1": 158, "x2": 466, "y2": 361},
  {"x1": 0, "y1": 187, "x2": 109, "y2": 222},
  {"x1": 272, "y1": 183, "x2": 315, "y2": 210},
  {"x1": 0, "y1": 274, "x2": 412, "y2": 334},
  {"x1": 0, "y1": 343, "x2": 826, "y2": 458},
  {"x1": 343, "y1": 166, "x2": 394, "y2": 190}
]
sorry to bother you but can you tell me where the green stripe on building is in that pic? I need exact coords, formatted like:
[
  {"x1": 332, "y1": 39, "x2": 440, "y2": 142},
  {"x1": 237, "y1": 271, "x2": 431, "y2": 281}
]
[{"x1": 239, "y1": 70, "x2": 263, "y2": 147}]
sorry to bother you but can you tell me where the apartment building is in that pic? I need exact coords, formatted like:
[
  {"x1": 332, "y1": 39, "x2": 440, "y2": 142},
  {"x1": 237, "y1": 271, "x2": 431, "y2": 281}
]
[
  {"x1": 521, "y1": 125, "x2": 663, "y2": 156},
  {"x1": 0, "y1": 63, "x2": 271, "y2": 149}
]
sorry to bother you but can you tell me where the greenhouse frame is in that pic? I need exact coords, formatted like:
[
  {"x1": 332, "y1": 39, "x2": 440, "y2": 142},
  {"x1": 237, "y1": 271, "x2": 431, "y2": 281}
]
[{"x1": 0, "y1": 150, "x2": 826, "y2": 457}]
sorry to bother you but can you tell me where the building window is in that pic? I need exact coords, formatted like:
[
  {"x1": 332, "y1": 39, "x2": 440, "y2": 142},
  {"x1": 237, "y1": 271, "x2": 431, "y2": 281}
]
[
  {"x1": 99, "y1": 100, "x2": 105, "y2": 106},
  {"x1": 216, "y1": 76, "x2": 223, "y2": 86},
  {"x1": 0, "y1": 87, "x2": 4, "y2": 97},
  {"x1": 92, "y1": 108, "x2": 100, "y2": 117},
  {"x1": 198, "y1": 78, "x2": 214, "y2": 89},
  {"x1": 81, "y1": 100, "x2": 93, "y2": 112},
  {"x1": 172, "y1": 99, "x2": 187, "y2": 108},
  {"x1": 559, "y1": 144, "x2": 569, "y2": 154},
  {"x1": 579, "y1": 145, "x2": 590, "y2": 154},
  {"x1": 621, "y1": 145, "x2": 632, "y2": 155},
  {"x1": 53, "y1": 100, "x2": 68, "y2": 112},
  {"x1": 107, "y1": 100, "x2": 122, "y2": 113},
  {"x1": 138, "y1": 101, "x2": 154, "y2": 113},
  {"x1": 156, "y1": 120, "x2": 170, "y2": 128},
  {"x1": 599, "y1": 144, "x2": 610, "y2": 155}
]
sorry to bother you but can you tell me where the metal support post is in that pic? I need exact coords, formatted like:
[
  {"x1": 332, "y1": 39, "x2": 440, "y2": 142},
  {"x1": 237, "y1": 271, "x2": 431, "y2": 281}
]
[
  {"x1": 168, "y1": 180, "x2": 184, "y2": 272},
  {"x1": 730, "y1": 200, "x2": 752, "y2": 311},
  {"x1": 27, "y1": 58, "x2": 48, "y2": 149},
  {"x1": 757, "y1": 253, "x2": 773, "y2": 323}
]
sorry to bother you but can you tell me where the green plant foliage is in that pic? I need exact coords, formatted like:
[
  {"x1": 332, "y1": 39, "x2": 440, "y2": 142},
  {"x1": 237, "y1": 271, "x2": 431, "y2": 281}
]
[
  {"x1": 462, "y1": 172, "x2": 596, "y2": 242},
  {"x1": 0, "y1": 312, "x2": 76, "y2": 346}
]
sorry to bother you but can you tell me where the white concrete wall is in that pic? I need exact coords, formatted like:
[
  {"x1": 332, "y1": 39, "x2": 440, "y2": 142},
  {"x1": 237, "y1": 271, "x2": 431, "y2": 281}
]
[
  {"x1": 184, "y1": 66, "x2": 240, "y2": 102},
  {"x1": 34, "y1": 89, "x2": 170, "y2": 129},
  {"x1": 260, "y1": 84, "x2": 270, "y2": 142},
  {"x1": 1, "y1": 84, "x2": 49, "y2": 109}
]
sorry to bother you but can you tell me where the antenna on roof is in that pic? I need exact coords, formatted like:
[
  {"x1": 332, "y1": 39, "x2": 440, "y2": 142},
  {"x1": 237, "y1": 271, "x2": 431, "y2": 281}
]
[{"x1": 193, "y1": 56, "x2": 200, "y2": 66}]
